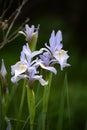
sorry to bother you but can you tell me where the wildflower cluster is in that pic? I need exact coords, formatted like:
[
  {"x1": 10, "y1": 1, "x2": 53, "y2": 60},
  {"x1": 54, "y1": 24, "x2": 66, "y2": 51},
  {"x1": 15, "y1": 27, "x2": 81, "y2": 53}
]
[
  {"x1": 0, "y1": 24, "x2": 70, "y2": 130},
  {"x1": 11, "y1": 24, "x2": 70, "y2": 87}
]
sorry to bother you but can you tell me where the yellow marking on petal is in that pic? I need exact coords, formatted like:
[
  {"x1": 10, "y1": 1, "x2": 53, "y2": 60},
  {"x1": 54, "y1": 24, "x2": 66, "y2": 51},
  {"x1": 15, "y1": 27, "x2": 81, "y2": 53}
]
[
  {"x1": 17, "y1": 62, "x2": 25, "y2": 69},
  {"x1": 17, "y1": 62, "x2": 27, "y2": 72},
  {"x1": 57, "y1": 50, "x2": 64, "y2": 58},
  {"x1": 20, "y1": 65, "x2": 25, "y2": 71}
]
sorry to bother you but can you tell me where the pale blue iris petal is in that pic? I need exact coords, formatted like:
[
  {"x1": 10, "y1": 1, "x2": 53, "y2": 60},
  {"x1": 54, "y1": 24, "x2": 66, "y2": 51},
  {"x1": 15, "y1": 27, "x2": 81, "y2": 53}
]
[
  {"x1": 45, "y1": 66, "x2": 57, "y2": 74},
  {"x1": 28, "y1": 67, "x2": 36, "y2": 78},
  {"x1": 33, "y1": 75, "x2": 42, "y2": 80},
  {"x1": 55, "y1": 31, "x2": 63, "y2": 50},
  {"x1": 31, "y1": 25, "x2": 34, "y2": 34},
  {"x1": 46, "y1": 30, "x2": 64, "y2": 55},
  {"x1": 61, "y1": 63, "x2": 70, "y2": 70},
  {"x1": 18, "y1": 74, "x2": 28, "y2": 79},
  {"x1": 49, "y1": 30, "x2": 55, "y2": 48},
  {"x1": 56, "y1": 30, "x2": 62, "y2": 44},
  {"x1": 55, "y1": 43, "x2": 63, "y2": 51},
  {"x1": 20, "y1": 50, "x2": 29, "y2": 64},
  {"x1": 23, "y1": 43, "x2": 31, "y2": 56},
  {"x1": 25, "y1": 25, "x2": 30, "y2": 36},
  {"x1": 21, "y1": 43, "x2": 42, "y2": 63},
  {"x1": 11, "y1": 74, "x2": 28, "y2": 83},
  {"x1": 40, "y1": 52, "x2": 51, "y2": 66},
  {"x1": 38, "y1": 78, "x2": 48, "y2": 86},
  {"x1": 31, "y1": 49, "x2": 43, "y2": 58},
  {"x1": 25, "y1": 24, "x2": 34, "y2": 39}
]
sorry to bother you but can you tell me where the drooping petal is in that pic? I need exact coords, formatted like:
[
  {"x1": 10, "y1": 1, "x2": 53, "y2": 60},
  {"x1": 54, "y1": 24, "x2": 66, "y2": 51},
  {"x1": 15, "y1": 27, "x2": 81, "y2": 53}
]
[
  {"x1": 45, "y1": 43, "x2": 52, "y2": 53},
  {"x1": 54, "y1": 50, "x2": 70, "y2": 70},
  {"x1": 60, "y1": 62, "x2": 70, "y2": 70},
  {"x1": 11, "y1": 74, "x2": 28, "y2": 83},
  {"x1": 38, "y1": 78, "x2": 48, "y2": 86},
  {"x1": 11, "y1": 75, "x2": 20, "y2": 83},
  {"x1": 31, "y1": 49, "x2": 43, "y2": 58},
  {"x1": 18, "y1": 31, "x2": 26, "y2": 37},
  {"x1": 11, "y1": 61, "x2": 27, "y2": 76},
  {"x1": 35, "y1": 61, "x2": 57, "y2": 74}
]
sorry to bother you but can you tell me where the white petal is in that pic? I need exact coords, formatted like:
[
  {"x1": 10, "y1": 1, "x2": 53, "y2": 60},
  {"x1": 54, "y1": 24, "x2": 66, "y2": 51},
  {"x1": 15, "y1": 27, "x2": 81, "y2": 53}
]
[
  {"x1": 32, "y1": 74, "x2": 48, "y2": 86},
  {"x1": 38, "y1": 78, "x2": 48, "y2": 86},
  {"x1": 36, "y1": 62, "x2": 57, "y2": 74},
  {"x1": 11, "y1": 61, "x2": 27, "y2": 76},
  {"x1": 60, "y1": 63, "x2": 70, "y2": 70},
  {"x1": 54, "y1": 50, "x2": 70, "y2": 70},
  {"x1": 11, "y1": 76, "x2": 19, "y2": 83},
  {"x1": 54, "y1": 50, "x2": 69, "y2": 61},
  {"x1": 11, "y1": 74, "x2": 28, "y2": 83}
]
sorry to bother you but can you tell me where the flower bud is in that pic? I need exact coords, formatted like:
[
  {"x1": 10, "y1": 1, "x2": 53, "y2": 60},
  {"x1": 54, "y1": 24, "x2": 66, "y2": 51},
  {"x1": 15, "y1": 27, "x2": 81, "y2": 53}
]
[
  {"x1": 19, "y1": 24, "x2": 39, "y2": 51},
  {"x1": 0, "y1": 59, "x2": 7, "y2": 78}
]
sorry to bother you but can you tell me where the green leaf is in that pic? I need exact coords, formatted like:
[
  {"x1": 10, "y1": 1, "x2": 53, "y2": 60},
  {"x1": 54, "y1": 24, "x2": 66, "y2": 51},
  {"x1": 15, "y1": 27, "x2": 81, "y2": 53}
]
[{"x1": 57, "y1": 73, "x2": 68, "y2": 130}]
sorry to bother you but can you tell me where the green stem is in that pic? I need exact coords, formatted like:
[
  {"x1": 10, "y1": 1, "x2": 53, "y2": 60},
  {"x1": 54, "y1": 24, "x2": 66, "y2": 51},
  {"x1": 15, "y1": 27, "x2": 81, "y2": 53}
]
[
  {"x1": 0, "y1": 84, "x2": 5, "y2": 130},
  {"x1": 42, "y1": 112, "x2": 46, "y2": 130},
  {"x1": 27, "y1": 84, "x2": 35, "y2": 130},
  {"x1": 16, "y1": 80, "x2": 26, "y2": 130},
  {"x1": 30, "y1": 124, "x2": 34, "y2": 130},
  {"x1": 42, "y1": 73, "x2": 53, "y2": 130}
]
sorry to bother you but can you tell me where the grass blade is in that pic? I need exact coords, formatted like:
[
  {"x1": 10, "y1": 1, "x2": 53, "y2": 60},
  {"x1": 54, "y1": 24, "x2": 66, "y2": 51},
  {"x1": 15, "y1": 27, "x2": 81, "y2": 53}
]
[
  {"x1": 57, "y1": 73, "x2": 69, "y2": 130},
  {"x1": 0, "y1": 85, "x2": 5, "y2": 130}
]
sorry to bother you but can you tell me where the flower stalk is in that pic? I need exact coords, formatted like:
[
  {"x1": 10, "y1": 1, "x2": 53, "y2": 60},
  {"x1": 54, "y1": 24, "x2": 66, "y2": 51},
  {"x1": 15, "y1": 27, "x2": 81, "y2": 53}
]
[
  {"x1": 42, "y1": 72, "x2": 53, "y2": 130},
  {"x1": 27, "y1": 83, "x2": 35, "y2": 130},
  {"x1": 16, "y1": 80, "x2": 26, "y2": 130}
]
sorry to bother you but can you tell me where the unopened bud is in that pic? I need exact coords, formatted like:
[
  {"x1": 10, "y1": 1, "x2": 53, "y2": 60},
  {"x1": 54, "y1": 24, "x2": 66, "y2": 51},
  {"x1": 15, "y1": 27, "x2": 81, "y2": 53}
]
[{"x1": 0, "y1": 59, "x2": 7, "y2": 78}]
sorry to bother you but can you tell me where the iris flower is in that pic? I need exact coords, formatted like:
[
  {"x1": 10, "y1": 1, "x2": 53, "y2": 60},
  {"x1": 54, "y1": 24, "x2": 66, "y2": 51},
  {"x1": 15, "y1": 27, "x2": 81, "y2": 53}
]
[
  {"x1": 11, "y1": 43, "x2": 48, "y2": 86},
  {"x1": 19, "y1": 24, "x2": 39, "y2": 42},
  {"x1": 45, "y1": 30, "x2": 70, "y2": 70}
]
